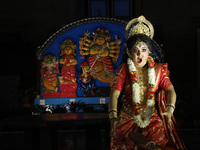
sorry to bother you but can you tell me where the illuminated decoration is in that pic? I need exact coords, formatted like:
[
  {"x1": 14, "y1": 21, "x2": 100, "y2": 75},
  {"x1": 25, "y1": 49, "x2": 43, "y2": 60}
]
[{"x1": 36, "y1": 18, "x2": 127, "y2": 99}]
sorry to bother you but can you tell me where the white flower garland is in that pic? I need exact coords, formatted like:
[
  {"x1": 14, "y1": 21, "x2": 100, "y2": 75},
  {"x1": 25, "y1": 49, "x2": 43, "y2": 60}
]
[{"x1": 127, "y1": 57, "x2": 156, "y2": 128}]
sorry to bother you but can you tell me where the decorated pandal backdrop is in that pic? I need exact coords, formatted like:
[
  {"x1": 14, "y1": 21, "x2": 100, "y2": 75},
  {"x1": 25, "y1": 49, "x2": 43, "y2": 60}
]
[{"x1": 35, "y1": 18, "x2": 127, "y2": 107}]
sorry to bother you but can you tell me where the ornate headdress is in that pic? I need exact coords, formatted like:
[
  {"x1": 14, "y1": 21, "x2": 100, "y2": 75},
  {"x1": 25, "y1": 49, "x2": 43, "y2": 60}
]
[
  {"x1": 125, "y1": 16, "x2": 163, "y2": 62},
  {"x1": 92, "y1": 28, "x2": 111, "y2": 42},
  {"x1": 125, "y1": 15, "x2": 154, "y2": 39},
  {"x1": 60, "y1": 39, "x2": 76, "y2": 50},
  {"x1": 43, "y1": 54, "x2": 57, "y2": 63},
  {"x1": 60, "y1": 39, "x2": 76, "y2": 56},
  {"x1": 80, "y1": 61, "x2": 88, "y2": 68}
]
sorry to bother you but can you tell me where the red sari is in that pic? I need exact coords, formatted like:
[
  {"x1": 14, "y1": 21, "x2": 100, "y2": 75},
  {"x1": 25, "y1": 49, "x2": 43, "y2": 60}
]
[{"x1": 111, "y1": 62, "x2": 186, "y2": 150}]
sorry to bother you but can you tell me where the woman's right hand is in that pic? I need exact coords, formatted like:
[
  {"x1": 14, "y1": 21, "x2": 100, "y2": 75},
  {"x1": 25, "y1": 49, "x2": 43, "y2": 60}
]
[{"x1": 110, "y1": 118, "x2": 118, "y2": 136}]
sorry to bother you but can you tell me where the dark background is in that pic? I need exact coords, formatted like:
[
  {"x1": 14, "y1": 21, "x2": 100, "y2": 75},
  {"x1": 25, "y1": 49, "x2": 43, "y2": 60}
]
[{"x1": 0, "y1": 0, "x2": 200, "y2": 128}]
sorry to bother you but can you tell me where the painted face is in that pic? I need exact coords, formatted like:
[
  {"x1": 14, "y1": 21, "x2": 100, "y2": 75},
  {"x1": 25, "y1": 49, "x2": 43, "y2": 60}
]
[
  {"x1": 131, "y1": 41, "x2": 149, "y2": 68},
  {"x1": 93, "y1": 61, "x2": 104, "y2": 72},
  {"x1": 63, "y1": 46, "x2": 73, "y2": 55},
  {"x1": 45, "y1": 60, "x2": 54, "y2": 68},
  {"x1": 83, "y1": 65, "x2": 90, "y2": 73},
  {"x1": 96, "y1": 36, "x2": 106, "y2": 45}
]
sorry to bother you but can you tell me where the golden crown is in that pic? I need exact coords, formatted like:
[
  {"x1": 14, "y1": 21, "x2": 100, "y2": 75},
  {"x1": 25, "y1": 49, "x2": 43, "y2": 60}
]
[
  {"x1": 92, "y1": 28, "x2": 111, "y2": 42},
  {"x1": 125, "y1": 15, "x2": 154, "y2": 39}
]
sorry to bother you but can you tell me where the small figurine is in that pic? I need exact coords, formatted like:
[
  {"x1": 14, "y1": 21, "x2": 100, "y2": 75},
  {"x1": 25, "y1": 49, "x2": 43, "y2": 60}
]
[
  {"x1": 40, "y1": 54, "x2": 60, "y2": 98},
  {"x1": 79, "y1": 61, "x2": 95, "y2": 96},
  {"x1": 59, "y1": 39, "x2": 78, "y2": 98}
]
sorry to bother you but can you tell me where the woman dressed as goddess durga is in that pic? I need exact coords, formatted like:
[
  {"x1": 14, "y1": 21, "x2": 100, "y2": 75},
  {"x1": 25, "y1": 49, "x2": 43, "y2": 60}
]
[{"x1": 108, "y1": 16, "x2": 186, "y2": 150}]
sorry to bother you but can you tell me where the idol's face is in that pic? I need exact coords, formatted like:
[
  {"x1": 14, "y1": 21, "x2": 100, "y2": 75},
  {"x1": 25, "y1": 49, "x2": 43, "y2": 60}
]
[
  {"x1": 93, "y1": 61, "x2": 104, "y2": 72},
  {"x1": 63, "y1": 46, "x2": 73, "y2": 55},
  {"x1": 131, "y1": 41, "x2": 149, "y2": 68},
  {"x1": 96, "y1": 36, "x2": 106, "y2": 45},
  {"x1": 45, "y1": 60, "x2": 54, "y2": 68},
  {"x1": 83, "y1": 65, "x2": 89, "y2": 72}
]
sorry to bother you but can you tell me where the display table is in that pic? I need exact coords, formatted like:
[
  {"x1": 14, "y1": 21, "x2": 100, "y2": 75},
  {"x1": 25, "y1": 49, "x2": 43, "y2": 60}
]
[
  {"x1": 0, "y1": 113, "x2": 109, "y2": 150},
  {"x1": 34, "y1": 97, "x2": 109, "y2": 105}
]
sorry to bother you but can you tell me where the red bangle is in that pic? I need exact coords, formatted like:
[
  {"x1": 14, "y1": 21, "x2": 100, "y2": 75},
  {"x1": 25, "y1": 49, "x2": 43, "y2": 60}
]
[
  {"x1": 166, "y1": 104, "x2": 175, "y2": 110},
  {"x1": 108, "y1": 109, "x2": 118, "y2": 113}
]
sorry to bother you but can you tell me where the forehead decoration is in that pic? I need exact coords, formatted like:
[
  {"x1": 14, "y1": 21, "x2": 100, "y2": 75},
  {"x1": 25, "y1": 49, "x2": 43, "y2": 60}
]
[{"x1": 131, "y1": 41, "x2": 151, "y2": 54}]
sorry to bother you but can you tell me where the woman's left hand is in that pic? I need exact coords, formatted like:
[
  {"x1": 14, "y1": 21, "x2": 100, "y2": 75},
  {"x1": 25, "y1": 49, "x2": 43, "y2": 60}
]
[{"x1": 161, "y1": 111, "x2": 173, "y2": 130}]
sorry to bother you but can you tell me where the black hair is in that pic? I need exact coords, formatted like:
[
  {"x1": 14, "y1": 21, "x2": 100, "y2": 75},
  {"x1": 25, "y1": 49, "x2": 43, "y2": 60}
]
[
  {"x1": 123, "y1": 34, "x2": 164, "y2": 63},
  {"x1": 127, "y1": 34, "x2": 153, "y2": 52}
]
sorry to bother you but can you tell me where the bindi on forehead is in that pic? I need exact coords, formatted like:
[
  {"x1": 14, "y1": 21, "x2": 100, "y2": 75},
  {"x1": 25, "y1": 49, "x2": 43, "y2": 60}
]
[{"x1": 139, "y1": 44, "x2": 143, "y2": 48}]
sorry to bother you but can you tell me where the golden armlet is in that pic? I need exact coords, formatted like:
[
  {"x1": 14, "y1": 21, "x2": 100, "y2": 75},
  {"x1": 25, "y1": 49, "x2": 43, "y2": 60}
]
[{"x1": 166, "y1": 104, "x2": 175, "y2": 114}]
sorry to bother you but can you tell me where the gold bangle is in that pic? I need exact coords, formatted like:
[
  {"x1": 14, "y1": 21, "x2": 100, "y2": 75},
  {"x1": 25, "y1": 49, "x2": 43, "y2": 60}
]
[
  {"x1": 166, "y1": 106, "x2": 174, "y2": 114},
  {"x1": 109, "y1": 111, "x2": 118, "y2": 120},
  {"x1": 145, "y1": 141, "x2": 156, "y2": 148}
]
